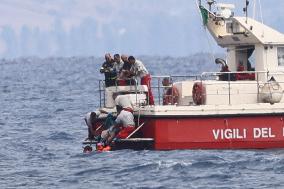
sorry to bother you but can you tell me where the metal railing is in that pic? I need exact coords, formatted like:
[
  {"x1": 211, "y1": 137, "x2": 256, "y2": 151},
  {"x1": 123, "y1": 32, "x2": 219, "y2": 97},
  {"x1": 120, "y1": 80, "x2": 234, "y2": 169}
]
[
  {"x1": 98, "y1": 78, "x2": 140, "y2": 107},
  {"x1": 151, "y1": 75, "x2": 200, "y2": 105},
  {"x1": 96, "y1": 70, "x2": 284, "y2": 107},
  {"x1": 201, "y1": 71, "x2": 268, "y2": 105}
]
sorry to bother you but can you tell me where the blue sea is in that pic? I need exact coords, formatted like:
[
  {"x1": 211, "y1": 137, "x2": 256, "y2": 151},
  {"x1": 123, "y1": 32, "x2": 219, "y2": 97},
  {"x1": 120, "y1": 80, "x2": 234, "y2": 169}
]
[{"x1": 1, "y1": 55, "x2": 284, "y2": 189}]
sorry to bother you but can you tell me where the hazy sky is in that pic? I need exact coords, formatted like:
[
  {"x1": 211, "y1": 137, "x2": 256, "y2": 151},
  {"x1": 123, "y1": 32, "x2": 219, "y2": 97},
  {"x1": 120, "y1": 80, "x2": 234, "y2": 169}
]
[{"x1": 0, "y1": 0, "x2": 284, "y2": 58}]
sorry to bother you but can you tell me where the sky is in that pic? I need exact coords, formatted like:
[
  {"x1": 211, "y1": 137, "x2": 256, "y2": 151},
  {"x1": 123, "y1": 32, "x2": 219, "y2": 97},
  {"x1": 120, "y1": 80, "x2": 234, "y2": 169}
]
[{"x1": 0, "y1": 0, "x2": 284, "y2": 58}]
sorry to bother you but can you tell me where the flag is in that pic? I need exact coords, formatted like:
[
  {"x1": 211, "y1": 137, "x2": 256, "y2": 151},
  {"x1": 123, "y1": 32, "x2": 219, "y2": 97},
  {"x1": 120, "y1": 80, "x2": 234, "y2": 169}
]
[{"x1": 199, "y1": 6, "x2": 209, "y2": 25}]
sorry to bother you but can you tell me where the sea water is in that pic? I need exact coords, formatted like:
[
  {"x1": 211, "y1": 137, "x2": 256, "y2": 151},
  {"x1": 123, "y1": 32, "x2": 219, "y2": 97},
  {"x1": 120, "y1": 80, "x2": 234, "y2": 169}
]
[{"x1": 1, "y1": 56, "x2": 284, "y2": 189}]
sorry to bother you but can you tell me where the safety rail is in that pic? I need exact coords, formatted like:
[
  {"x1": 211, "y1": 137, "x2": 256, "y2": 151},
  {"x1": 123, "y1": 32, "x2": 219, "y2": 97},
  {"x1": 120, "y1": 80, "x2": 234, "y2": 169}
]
[
  {"x1": 97, "y1": 76, "x2": 199, "y2": 107},
  {"x1": 96, "y1": 70, "x2": 284, "y2": 107},
  {"x1": 98, "y1": 78, "x2": 140, "y2": 107},
  {"x1": 151, "y1": 75, "x2": 200, "y2": 105},
  {"x1": 201, "y1": 71, "x2": 267, "y2": 105}
]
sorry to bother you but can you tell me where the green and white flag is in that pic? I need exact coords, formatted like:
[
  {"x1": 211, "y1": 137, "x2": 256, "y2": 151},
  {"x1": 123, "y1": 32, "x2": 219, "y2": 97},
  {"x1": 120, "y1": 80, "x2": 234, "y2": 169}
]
[{"x1": 199, "y1": 6, "x2": 209, "y2": 25}]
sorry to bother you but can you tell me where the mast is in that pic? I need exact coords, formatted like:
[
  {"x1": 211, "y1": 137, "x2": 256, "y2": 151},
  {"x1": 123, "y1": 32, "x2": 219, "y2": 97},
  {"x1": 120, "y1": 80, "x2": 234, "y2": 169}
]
[
  {"x1": 253, "y1": 0, "x2": 256, "y2": 20},
  {"x1": 243, "y1": 0, "x2": 250, "y2": 23}
]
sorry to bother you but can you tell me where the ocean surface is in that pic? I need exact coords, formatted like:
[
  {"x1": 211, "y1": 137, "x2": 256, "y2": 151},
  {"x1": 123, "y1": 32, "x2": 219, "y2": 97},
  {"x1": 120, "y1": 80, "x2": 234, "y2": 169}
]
[{"x1": 1, "y1": 55, "x2": 284, "y2": 189}]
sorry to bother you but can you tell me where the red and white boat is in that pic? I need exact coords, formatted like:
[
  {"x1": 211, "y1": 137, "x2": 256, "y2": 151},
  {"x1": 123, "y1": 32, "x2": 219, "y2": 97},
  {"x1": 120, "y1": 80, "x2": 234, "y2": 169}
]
[{"x1": 83, "y1": 0, "x2": 284, "y2": 150}]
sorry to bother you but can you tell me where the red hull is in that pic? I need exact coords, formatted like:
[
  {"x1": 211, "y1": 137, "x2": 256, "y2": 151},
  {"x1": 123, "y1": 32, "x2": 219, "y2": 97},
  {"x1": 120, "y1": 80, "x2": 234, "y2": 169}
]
[{"x1": 140, "y1": 114, "x2": 284, "y2": 150}]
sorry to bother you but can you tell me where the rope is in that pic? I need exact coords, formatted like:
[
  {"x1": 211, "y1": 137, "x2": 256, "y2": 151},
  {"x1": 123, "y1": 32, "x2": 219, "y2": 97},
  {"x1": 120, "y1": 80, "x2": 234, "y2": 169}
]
[{"x1": 126, "y1": 122, "x2": 145, "y2": 139}]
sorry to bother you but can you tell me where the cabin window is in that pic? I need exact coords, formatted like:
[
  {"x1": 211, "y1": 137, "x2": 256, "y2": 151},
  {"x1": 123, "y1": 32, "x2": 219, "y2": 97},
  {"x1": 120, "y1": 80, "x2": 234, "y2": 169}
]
[
  {"x1": 278, "y1": 47, "x2": 284, "y2": 66},
  {"x1": 235, "y1": 46, "x2": 255, "y2": 71}
]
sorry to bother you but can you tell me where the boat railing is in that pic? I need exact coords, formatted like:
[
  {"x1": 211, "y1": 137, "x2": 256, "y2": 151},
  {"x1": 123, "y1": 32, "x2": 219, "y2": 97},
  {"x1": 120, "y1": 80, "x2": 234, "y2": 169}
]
[
  {"x1": 151, "y1": 75, "x2": 200, "y2": 105},
  {"x1": 200, "y1": 70, "x2": 284, "y2": 104},
  {"x1": 97, "y1": 75, "x2": 199, "y2": 107},
  {"x1": 98, "y1": 78, "x2": 143, "y2": 108},
  {"x1": 97, "y1": 70, "x2": 284, "y2": 107}
]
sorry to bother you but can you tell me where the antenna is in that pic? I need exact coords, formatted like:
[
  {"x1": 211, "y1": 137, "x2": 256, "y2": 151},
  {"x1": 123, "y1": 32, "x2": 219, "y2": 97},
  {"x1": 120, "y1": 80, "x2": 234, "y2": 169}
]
[
  {"x1": 253, "y1": 0, "x2": 256, "y2": 20},
  {"x1": 243, "y1": 0, "x2": 250, "y2": 23},
  {"x1": 258, "y1": 0, "x2": 263, "y2": 24}
]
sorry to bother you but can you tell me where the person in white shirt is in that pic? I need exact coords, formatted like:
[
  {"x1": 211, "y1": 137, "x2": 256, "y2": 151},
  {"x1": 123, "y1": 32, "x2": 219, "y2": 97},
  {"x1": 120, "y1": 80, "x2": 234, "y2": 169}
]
[
  {"x1": 113, "y1": 54, "x2": 124, "y2": 74},
  {"x1": 127, "y1": 56, "x2": 155, "y2": 105},
  {"x1": 98, "y1": 96, "x2": 135, "y2": 148},
  {"x1": 114, "y1": 54, "x2": 128, "y2": 85}
]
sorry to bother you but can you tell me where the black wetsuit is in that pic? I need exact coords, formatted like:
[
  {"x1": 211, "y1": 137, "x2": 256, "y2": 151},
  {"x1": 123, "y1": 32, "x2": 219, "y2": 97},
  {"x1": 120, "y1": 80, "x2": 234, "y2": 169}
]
[
  {"x1": 100, "y1": 61, "x2": 117, "y2": 87},
  {"x1": 121, "y1": 61, "x2": 135, "y2": 85}
]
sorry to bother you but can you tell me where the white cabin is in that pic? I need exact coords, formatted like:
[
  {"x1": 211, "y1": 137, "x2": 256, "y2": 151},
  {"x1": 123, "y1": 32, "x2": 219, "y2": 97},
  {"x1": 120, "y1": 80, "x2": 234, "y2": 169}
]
[
  {"x1": 99, "y1": 1, "x2": 284, "y2": 109},
  {"x1": 201, "y1": 2, "x2": 284, "y2": 81}
]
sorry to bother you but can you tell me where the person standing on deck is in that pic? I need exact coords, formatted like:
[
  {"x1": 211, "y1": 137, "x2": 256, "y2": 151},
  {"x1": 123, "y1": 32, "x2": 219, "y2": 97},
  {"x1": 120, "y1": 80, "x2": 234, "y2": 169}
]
[
  {"x1": 113, "y1": 54, "x2": 124, "y2": 74},
  {"x1": 100, "y1": 53, "x2": 117, "y2": 87},
  {"x1": 120, "y1": 54, "x2": 132, "y2": 77},
  {"x1": 127, "y1": 56, "x2": 155, "y2": 105},
  {"x1": 113, "y1": 54, "x2": 124, "y2": 85},
  {"x1": 118, "y1": 54, "x2": 134, "y2": 85}
]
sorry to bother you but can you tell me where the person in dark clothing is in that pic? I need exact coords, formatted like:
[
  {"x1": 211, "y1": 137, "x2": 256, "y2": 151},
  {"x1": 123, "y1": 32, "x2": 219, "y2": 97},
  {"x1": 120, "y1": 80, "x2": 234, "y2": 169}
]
[
  {"x1": 118, "y1": 54, "x2": 135, "y2": 85},
  {"x1": 121, "y1": 55, "x2": 132, "y2": 70},
  {"x1": 119, "y1": 55, "x2": 131, "y2": 77},
  {"x1": 100, "y1": 53, "x2": 117, "y2": 87}
]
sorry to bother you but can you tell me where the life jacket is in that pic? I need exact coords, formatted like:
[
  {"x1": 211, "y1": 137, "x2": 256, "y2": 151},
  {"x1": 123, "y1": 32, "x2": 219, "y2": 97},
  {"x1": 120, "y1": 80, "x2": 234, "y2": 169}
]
[{"x1": 96, "y1": 143, "x2": 111, "y2": 152}]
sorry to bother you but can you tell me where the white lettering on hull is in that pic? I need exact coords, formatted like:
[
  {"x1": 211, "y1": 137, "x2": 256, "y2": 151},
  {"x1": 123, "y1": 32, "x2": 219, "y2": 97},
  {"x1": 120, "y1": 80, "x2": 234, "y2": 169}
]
[
  {"x1": 212, "y1": 129, "x2": 247, "y2": 140},
  {"x1": 213, "y1": 128, "x2": 276, "y2": 140},
  {"x1": 253, "y1": 128, "x2": 275, "y2": 138},
  {"x1": 212, "y1": 129, "x2": 219, "y2": 140}
]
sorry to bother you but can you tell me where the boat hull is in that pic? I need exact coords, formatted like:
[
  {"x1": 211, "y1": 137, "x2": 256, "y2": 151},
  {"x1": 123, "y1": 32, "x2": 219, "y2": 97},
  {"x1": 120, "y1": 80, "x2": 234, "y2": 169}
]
[{"x1": 139, "y1": 114, "x2": 284, "y2": 150}]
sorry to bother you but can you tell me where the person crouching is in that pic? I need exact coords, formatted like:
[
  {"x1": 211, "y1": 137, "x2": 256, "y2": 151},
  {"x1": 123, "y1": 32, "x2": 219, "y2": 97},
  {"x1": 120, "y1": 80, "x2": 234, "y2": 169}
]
[
  {"x1": 98, "y1": 96, "x2": 135, "y2": 150},
  {"x1": 84, "y1": 111, "x2": 101, "y2": 140}
]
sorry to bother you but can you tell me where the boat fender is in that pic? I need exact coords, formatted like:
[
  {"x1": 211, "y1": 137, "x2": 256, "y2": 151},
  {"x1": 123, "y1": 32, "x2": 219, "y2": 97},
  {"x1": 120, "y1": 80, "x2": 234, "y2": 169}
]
[
  {"x1": 192, "y1": 82, "x2": 206, "y2": 105},
  {"x1": 259, "y1": 77, "x2": 283, "y2": 104}
]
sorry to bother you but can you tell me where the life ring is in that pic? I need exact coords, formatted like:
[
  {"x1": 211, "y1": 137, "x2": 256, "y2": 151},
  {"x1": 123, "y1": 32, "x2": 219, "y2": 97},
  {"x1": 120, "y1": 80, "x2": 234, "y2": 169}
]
[{"x1": 192, "y1": 82, "x2": 206, "y2": 105}]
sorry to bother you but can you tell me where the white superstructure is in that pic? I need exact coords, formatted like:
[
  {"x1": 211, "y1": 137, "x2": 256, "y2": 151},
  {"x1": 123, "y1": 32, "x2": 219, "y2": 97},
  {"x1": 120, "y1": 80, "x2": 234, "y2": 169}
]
[{"x1": 98, "y1": 0, "x2": 284, "y2": 115}]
